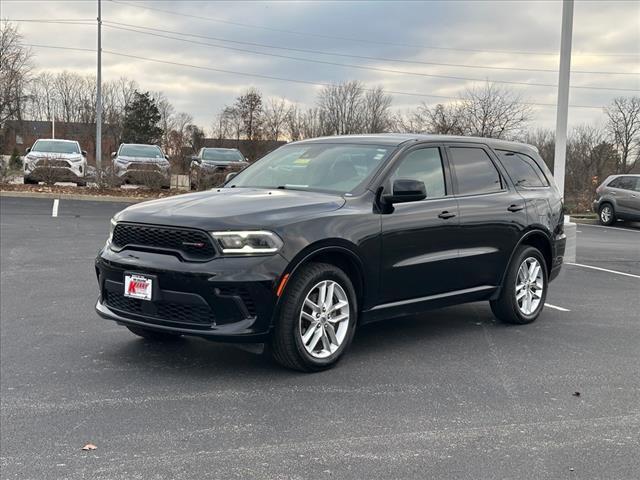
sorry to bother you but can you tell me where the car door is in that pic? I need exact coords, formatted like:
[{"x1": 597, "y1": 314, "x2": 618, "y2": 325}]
[
  {"x1": 446, "y1": 143, "x2": 528, "y2": 290},
  {"x1": 380, "y1": 145, "x2": 461, "y2": 303},
  {"x1": 613, "y1": 176, "x2": 640, "y2": 216}
]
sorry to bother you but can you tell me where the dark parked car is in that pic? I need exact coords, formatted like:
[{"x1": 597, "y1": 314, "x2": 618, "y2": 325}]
[
  {"x1": 95, "y1": 134, "x2": 566, "y2": 372},
  {"x1": 190, "y1": 148, "x2": 249, "y2": 189},
  {"x1": 112, "y1": 143, "x2": 171, "y2": 187},
  {"x1": 593, "y1": 174, "x2": 640, "y2": 225},
  {"x1": 23, "y1": 139, "x2": 88, "y2": 186}
]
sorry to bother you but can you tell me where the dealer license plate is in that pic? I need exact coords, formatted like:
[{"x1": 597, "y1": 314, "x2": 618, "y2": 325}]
[{"x1": 124, "y1": 274, "x2": 153, "y2": 301}]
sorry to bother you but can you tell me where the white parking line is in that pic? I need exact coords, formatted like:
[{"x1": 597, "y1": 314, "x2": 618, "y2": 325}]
[
  {"x1": 52, "y1": 199, "x2": 59, "y2": 217},
  {"x1": 545, "y1": 303, "x2": 570, "y2": 312},
  {"x1": 567, "y1": 262, "x2": 640, "y2": 279},
  {"x1": 578, "y1": 223, "x2": 640, "y2": 233}
]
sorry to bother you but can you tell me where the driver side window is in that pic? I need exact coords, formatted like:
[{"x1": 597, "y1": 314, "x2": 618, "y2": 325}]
[{"x1": 391, "y1": 147, "x2": 446, "y2": 198}]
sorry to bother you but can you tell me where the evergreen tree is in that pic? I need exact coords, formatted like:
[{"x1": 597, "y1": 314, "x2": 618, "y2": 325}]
[{"x1": 121, "y1": 91, "x2": 163, "y2": 144}]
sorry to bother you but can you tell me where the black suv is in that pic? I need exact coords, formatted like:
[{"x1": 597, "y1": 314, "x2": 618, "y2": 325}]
[{"x1": 95, "y1": 134, "x2": 566, "y2": 372}]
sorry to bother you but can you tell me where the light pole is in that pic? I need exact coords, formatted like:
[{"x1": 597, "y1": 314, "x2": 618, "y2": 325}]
[
  {"x1": 95, "y1": 0, "x2": 103, "y2": 172},
  {"x1": 553, "y1": 0, "x2": 574, "y2": 197}
]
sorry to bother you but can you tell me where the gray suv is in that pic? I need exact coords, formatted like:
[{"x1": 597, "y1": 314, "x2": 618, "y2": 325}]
[{"x1": 593, "y1": 174, "x2": 640, "y2": 225}]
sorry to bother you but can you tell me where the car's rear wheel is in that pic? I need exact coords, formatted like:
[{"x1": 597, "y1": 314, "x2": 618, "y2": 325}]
[
  {"x1": 270, "y1": 262, "x2": 357, "y2": 372},
  {"x1": 24, "y1": 177, "x2": 38, "y2": 185},
  {"x1": 598, "y1": 203, "x2": 615, "y2": 226},
  {"x1": 76, "y1": 181, "x2": 87, "y2": 187},
  {"x1": 490, "y1": 246, "x2": 548, "y2": 325},
  {"x1": 126, "y1": 325, "x2": 182, "y2": 341}
]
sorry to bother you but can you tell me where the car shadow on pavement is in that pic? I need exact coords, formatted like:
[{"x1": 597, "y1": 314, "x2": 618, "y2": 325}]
[{"x1": 101, "y1": 302, "x2": 505, "y2": 378}]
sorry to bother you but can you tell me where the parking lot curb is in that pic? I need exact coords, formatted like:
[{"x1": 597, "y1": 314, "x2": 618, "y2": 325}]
[{"x1": 0, "y1": 190, "x2": 144, "y2": 204}]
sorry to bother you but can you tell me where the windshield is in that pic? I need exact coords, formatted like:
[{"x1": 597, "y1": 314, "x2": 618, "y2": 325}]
[
  {"x1": 119, "y1": 144, "x2": 164, "y2": 158},
  {"x1": 202, "y1": 149, "x2": 244, "y2": 162},
  {"x1": 31, "y1": 140, "x2": 80, "y2": 154},
  {"x1": 228, "y1": 143, "x2": 394, "y2": 194}
]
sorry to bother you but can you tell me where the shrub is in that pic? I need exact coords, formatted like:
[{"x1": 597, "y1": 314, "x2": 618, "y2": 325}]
[{"x1": 9, "y1": 147, "x2": 22, "y2": 171}]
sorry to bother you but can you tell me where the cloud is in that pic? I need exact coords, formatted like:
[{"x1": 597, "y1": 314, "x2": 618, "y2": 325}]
[{"x1": 5, "y1": 0, "x2": 639, "y2": 131}]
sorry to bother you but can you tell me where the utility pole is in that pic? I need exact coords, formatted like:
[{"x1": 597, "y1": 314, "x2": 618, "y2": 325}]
[
  {"x1": 553, "y1": 0, "x2": 574, "y2": 197},
  {"x1": 52, "y1": 116, "x2": 55, "y2": 139},
  {"x1": 95, "y1": 0, "x2": 103, "y2": 172}
]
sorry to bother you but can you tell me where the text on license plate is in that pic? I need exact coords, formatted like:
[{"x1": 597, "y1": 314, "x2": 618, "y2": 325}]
[{"x1": 124, "y1": 274, "x2": 153, "y2": 301}]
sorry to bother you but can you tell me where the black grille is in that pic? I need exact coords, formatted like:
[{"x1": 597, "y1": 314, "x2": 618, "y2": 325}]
[
  {"x1": 127, "y1": 163, "x2": 160, "y2": 172},
  {"x1": 112, "y1": 223, "x2": 216, "y2": 261},
  {"x1": 104, "y1": 291, "x2": 214, "y2": 326},
  {"x1": 217, "y1": 286, "x2": 257, "y2": 317}
]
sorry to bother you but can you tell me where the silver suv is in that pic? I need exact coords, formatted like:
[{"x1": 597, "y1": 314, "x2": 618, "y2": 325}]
[
  {"x1": 112, "y1": 144, "x2": 171, "y2": 187},
  {"x1": 593, "y1": 174, "x2": 640, "y2": 225},
  {"x1": 23, "y1": 139, "x2": 88, "y2": 186}
]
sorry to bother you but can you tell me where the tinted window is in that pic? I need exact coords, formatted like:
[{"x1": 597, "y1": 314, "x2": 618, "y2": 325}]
[
  {"x1": 119, "y1": 145, "x2": 163, "y2": 158},
  {"x1": 31, "y1": 140, "x2": 80, "y2": 154},
  {"x1": 229, "y1": 144, "x2": 393, "y2": 194},
  {"x1": 391, "y1": 147, "x2": 446, "y2": 197},
  {"x1": 449, "y1": 147, "x2": 502, "y2": 195},
  {"x1": 497, "y1": 150, "x2": 548, "y2": 187},
  {"x1": 608, "y1": 176, "x2": 637, "y2": 191},
  {"x1": 202, "y1": 149, "x2": 244, "y2": 161}
]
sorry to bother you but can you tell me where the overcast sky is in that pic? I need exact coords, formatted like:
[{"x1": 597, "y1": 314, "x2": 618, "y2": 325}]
[{"x1": 4, "y1": 0, "x2": 639, "y2": 133}]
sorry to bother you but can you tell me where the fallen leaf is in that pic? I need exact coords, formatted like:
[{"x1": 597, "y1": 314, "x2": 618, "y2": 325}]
[{"x1": 81, "y1": 443, "x2": 97, "y2": 451}]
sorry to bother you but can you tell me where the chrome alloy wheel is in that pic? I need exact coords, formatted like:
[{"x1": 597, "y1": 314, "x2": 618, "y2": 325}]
[
  {"x1": 299, "y1": 280, "x2": 350, "y2": 359},
  {"x1": 515, "y1": 257, "x2": 544, "y2": 315},
  {"x1": 600, "y1": 205, "x2": 612, "y2": 223}
]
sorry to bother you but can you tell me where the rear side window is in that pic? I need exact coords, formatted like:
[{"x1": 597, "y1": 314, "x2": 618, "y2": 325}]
[
  {"x1": 608, "y1": 176, "x2": 637, "y2": 191},
  {"x1": 391, "y1": 147, "x2": 446, "y2": 198},
  {"x1": 449, "y1": 147, "x2": 502, "y2": 195},
  {"x1": 497, "y1": 151, "x2": 548, "y2": 187}
]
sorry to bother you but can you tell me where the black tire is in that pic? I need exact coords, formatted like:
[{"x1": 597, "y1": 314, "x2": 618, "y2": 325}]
[
  {"x1": 126, "y1": 325, "x2": 181, "y2": 341},
  {"x1": 270, "y1": 262, "x2": 358, "y2": 372},
  {"x1": 23, "y1": 177, "x2": 38, "y2": 185},
  {"x1": 598, "y1": 202, "x2": 615, "y2": 226},
  {"x1": 76, "y1": 181, "x2": 87, "y2": 187},
  {"x1": 490, "y1": 245, "x2": 548, "y2": 325}
]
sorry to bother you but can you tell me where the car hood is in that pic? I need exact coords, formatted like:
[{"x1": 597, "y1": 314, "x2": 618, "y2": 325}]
[
  {"x1": 115, "y1": 188, "x2": 345, "y2": 230},
  {"x1": 200, "y1": 160, "x2": 248, "y2": 168}
]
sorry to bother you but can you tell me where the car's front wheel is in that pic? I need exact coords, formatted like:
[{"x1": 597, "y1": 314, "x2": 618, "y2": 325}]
[
  {"x1": 490, "y1": 246, "x2": 548, "y2": 325},
  {"x1": 270, "y1": 262, "x2": 357, "y2": 372},
  {"x1": 598, "y1": 202, "x2": 615, "y2": 226},
  {"x1": 126, "y1": 326, "x2": 182, "y2": 341}
]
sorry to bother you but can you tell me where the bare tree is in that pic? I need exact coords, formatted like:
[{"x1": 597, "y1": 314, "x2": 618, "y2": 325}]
[
  {"x1": 410, "y1": 102, "x2": 465, "y2": 135},
  {"x1": 524, "y1": 128, "x2": 555, "y2": 170},
  {"x1": 152, "y1": 91, "x2": 176, "y2": 152},
  {"x1": 263, "y1": 97, "x2": 289, "y2": 141},
  {"x1": 362, "y1": 87, "x2": 393, "y2": 133},
  {"x1": 0, "y1": 21, "x2": 33, "y2": 125},
  {"x1": 604, "y1": 96, "x2": 640, "y2": 173},
  {"x1": 459, "y1": 83, "x2": 532, "y2": 139},
  {"x1": 235, "y1": 88, "x2": 263, "y2": 140},
  {"x1": 317, "y1": 81, "x2": 365, "y2": 135}
]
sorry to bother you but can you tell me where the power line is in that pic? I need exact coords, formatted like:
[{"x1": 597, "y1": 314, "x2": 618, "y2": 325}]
[
  {"x1": 102, "y1": 21, "x2": 639, "y2": 77},
  {"x1": 108, "y1": 0, "x2": 640, "y2": 58},
  {"x1": 5, "y1": 19, "x2": 95, "y2": 25},
  {"x1": 103, "y1": 23, "x2": 639, "y2": 93},
  {"x1": 98, "y1": 48, "x2": 606, "y2": 110},
  {"x1": 22, "y1": 42, "x2": 609, "y2": 109}
]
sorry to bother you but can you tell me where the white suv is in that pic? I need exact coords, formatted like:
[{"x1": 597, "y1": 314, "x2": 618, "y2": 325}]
[{"x1": 24, "y1": 139, "x2": 88, "y2": 186}]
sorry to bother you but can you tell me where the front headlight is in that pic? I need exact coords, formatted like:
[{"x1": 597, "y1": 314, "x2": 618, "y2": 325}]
[{"x1": 210, "y1": 230, "x2": 283, "y2": 255}]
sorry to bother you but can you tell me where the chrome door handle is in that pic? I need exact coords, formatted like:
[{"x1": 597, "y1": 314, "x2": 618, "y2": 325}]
[
  {"x1": 507, "y1": 204, "x2": 524, "y2": 212},
  {"x1": 438, "y1": 211, "x2": 456, "y2": 219}
]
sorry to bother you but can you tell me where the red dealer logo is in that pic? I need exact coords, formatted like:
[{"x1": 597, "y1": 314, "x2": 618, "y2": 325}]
[{"x1": 128, "y1": 280, "x2": 148, "y2": 294}]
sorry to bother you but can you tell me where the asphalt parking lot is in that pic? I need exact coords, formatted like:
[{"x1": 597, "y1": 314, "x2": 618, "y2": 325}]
[{"x1": 1, "y1": 196, "x2": 639, "y2": 479}]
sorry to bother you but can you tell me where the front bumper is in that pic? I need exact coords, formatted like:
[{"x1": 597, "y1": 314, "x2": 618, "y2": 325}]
[
  {"x1": 25, "y1": 162, "x2": 85, "y2": 181},
  {"x1": 95, "y1": 246, "x2": 288, "y2": 341}
]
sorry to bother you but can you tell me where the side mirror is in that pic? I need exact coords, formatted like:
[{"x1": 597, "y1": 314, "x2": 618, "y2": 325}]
[
  {"x1": 111, "y1": 152, "x2": 117, "y2": 158},
  {"x1": 26, "y1": 147, "x2": 31, "y2": 154},
  {"x1": 383, "y1": 179, "x2": 427, "y2": 204},
  {"x1": 81, "y1": 150, "x2": 87, "y2": 157},
  {"x1": 164, "y1": 154, "x2": 170, "y2": 160},
  {"x1": 225, "y1": 172, "x2": 238, "y2": 183}
]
